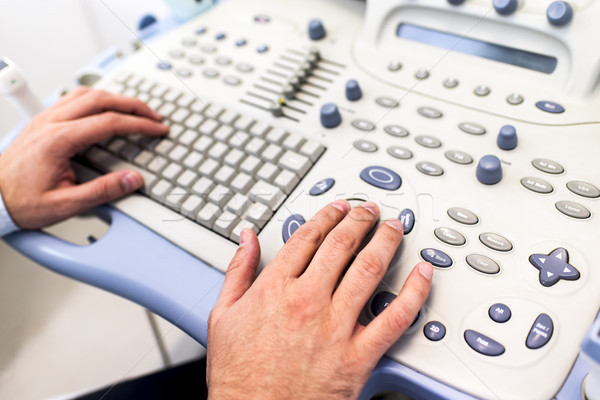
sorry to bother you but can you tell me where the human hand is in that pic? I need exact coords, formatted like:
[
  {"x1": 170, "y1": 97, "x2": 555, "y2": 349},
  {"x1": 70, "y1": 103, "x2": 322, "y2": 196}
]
[
  {"x1": 207, "y1": 200, "x2": 433, "y2": 400},
  {"x1": 0, "y1": 87, "x2": 168, "y2": 229}
]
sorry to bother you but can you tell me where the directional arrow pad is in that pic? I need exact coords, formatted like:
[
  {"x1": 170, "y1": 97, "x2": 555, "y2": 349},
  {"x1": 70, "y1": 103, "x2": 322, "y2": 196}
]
[{"x1": 529, "y1": 248, "x2": 580, "y2": 287}]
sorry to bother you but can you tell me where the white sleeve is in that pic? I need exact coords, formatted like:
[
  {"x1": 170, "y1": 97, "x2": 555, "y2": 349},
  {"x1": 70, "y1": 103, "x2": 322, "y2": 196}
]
[{"x1": 0, "y1": 190, "x2": 19, "y2": 237}]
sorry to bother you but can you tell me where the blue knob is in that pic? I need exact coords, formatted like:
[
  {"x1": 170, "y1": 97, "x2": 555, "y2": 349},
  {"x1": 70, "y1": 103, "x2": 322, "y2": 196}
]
[
  {"x1": 308, "y1": 19, "x2": 326, "y2": 40},
  {"x1": 497, "y1": 125, "x2": 518, "y2": 150},
  {"x1": 138, "y1": 14, "x2": 157, "y2": 30},
  {"x1": 447, "y1": 0, "x2": 466, "y2": 4},
  {"x1": 345, "y1": 79, "x2": 362, "y2": 101},
  {"x1": 493, "y1": 0, "x2": 518, "y2": 15},
  {"x1": 547, "y1": 1, "x2": 573, "y2": 26},
  {"x1": 476, "y1": 155, "x2": 503, "y2": 185},
  {"x1": 320, "y1": 103, "x2": 341, "y2": 128}
]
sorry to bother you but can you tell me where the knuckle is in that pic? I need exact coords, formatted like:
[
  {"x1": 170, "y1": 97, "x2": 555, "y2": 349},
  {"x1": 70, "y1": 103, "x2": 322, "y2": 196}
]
[
  {"x1": 291, "y1": 224, "x2": 323, "y2": 247},
  {"x1": 93, "y1": 180, "x2": 114, "y2": 202},
  {"x1": 356, "y1": 252, "x2": 385, "y2": 280},
  {"x1": 349, "y1": 204, "x2": 378, "y2": 222},
  {"x1": 326, "y1": 230, "x2": 358, "y2": 252},
  {"x1": 386, "y1": 304, "x2": 415, "y2": 331}
]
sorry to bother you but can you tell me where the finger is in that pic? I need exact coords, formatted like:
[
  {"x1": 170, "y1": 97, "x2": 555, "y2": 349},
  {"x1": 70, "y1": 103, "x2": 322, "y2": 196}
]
[
  {"x1": 332, "y1": 218, "x2": 404, "y2": 321},
  {"x1": 215, "y1": 229, "x2": 261, "y2": 310},
  {"x1": 301, "y1": 202, "x2": 379, "y2": 293},
  {"x1": 46, "y1": 170, "x2": 144, "y2": 219},
  {"x1": 354, "y1": 262, "x2": 433, "y2": 357},
  {"x1": 51, "y1": 86, "x2": 92, "y2": 108},
  {"x1": 273, "y1": 199, "x2": 350, "y2": 277},
  {"x1": 60, "y1": 112, "x2": 168, "y2": 156},
  {"x1": 51, "y1": 89, "x2": 162, "y2": 122}
]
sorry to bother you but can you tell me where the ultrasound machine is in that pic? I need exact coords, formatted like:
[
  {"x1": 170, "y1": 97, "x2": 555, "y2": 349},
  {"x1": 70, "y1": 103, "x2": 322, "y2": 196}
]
[{"x1": 3, "y1": 0, "x2": 600, "y2": 398}]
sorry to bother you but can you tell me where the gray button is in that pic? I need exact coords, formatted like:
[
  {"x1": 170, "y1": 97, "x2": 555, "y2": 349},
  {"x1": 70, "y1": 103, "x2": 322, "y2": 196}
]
[
  {"x1": 566, "y1": 181, "x2": 600, "y2": 198},
  {"x1": 351, "y1": 119, "x2": 375, "y2": 131},
  {"x1": 388, "y1": 60, "x2": 402, "y2": 71},
  {"x1": 353, "y1": 140, "x2": 378, "y2": 153},
  {"x1": 387, "y1": 146, "x2": 413, "y2": 160},
  {"x1": 445, "y1": 150, "x2": 473, "y2": 165},
  {"x1": 176, "y1": 68, "x2": 192, "y2": 78},
  {"x1": 459, "y1": 122, "x2": 486, "y2": 135},
  {"x1": 532, "y1": 158, "x2": 564, "y2": 174},
  {"x1": 521, "y1": 177, "x2": 553, "y2": 194},
  {"x1": 376, "y1": 97, "x2": 399, "y2": 108},
  {"x1": 203, "y1": 68, "x2": 220, "y2": 78},
  {"x1": 215, "y1": 56, "x2": 232, "y2": 66},
  {"x1": 415, "y1": 135, "x2": 442, "y2": 148},
  {"x1": 182, "y1": 38, "x2": 197, "y2": 47},
  {"x1": 416, "y1": 161, "x2": 444, "y2": 176},
  {"x1": 415, "y1": 68, "x2": 430, "y2": 80},
  {"x1": 384, "y1": 125, "x2": 409, "y2": 137},
  {"x1": 443, "y1": 77, "x2": 459, "y2": 88},
  {"x1": 448, "y1": 207, "x2": 479, "y2": 225},
  {"x1": 479, "y1": 233, "x2": 513, "y2": 252},
  {"x1": 169, "y1": 49, "x2": 185, "y2": 59},
  {"x1": 507, "y1": 93, "x2": 524, "y2": 105},
  {"x1": 466, "y1": 254, "x2": 500, "y2": 274},
  {"x1": 188, "y1": 55, "x2": 205, "y2": 65},
  {"x1": 474, "y1": 85, "x2": 491, "y2": 96},
  {"x1": 236, "y1": 63, "x2": 254, "y2": 73},
  {"x1": 435, "y1": 227, "x2": 466, "y2": 246},
  {"x1": 201, "y1": 44, "x2": 217, "y2": 53},
  {"x1": 223, "y1": 75, "x2": 241, "y2": 86},
  {"x1": 556, "y1": 200, "x2": 591, "y2": 219},
  {"x1": 418, "y1": 106, "x2": 443, "y2": 119}
]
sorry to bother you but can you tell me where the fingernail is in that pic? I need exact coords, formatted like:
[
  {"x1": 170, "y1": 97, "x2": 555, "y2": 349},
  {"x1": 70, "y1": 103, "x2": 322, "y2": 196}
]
[
  {"x1": 239, "y1": 229, "x2": 249, "y2": 247},
  {"x1": 359, "y1": 201, "x2": 378, "y2": 216},
  {"x1": 332, "y1": 199, "x2": 349, "y2": 213},
  {"x1": 419, "y1": 263, "x2": 434, "y2": 280},
  {"x1": 384, "y1": 218, "x2": 403, "y2": 231},
  {"x1": 122, "y1": 172, "x2": 143, "y2": 192}
]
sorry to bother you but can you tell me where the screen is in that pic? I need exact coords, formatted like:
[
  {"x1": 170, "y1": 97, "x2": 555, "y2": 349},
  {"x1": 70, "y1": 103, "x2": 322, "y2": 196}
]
[
  {"x1": 396, "y1": 23, "x2": 557, "y2": 74},
  {"x1": 0, "y1": 60, "x2": 8, "y2": 71}
]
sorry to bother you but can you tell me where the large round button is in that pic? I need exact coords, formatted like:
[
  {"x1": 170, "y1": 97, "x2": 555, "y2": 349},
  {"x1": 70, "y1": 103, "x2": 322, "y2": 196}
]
[
  {"x1": 497, "y1": 124, "x2": 518, "y2": 150},
  {"x1": 320, "y1": 103, "x2": 341, "y2": 128},
  {"x1": 476, "y1": 155, "x2": 503, "y2": 185},
  {"x1": 547, "y1": 1, "x2": 573, "y2": 26},
  {"x1": 345, "y1": 79, "x2": 362, "y2": 101},
  {"x1": 493, "y1": 0, "x2": 518, "y2": 15},
  {"x1": 308, "y1": 19, "x2": 326, "y2": 40}
]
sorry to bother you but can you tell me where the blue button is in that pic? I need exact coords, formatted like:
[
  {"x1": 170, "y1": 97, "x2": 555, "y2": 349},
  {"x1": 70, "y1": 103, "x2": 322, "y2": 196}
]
[
  {"x1": 398, "y1": 208, "x2": 415, "y2": 235},
  {"x1": 235, "y1": 39, "x2": 247, "y2": 47},
  {"x1": 497, "y1": 124, "x2": 518, "y2": 150},
  {"x1": 421, "y1": 248, "x2": 453, "y2": 268},
  {"x1": 360, "y1": 166, "x2": 402, "y2": 191},
  {"x1": 309, "y1": 178, "x2": 335, "y2": 196},
  {"x1": 424, "y1": 321, "x2": 446, "y2": 341},
  {"x1": 345, "y1": 79, "x2": 362, "y2": 101},
  {"x1": 157, "y1": 61, "x2": 172, "y2": 70},
  {"x1": 464, "y1": 329, "x2": 505, "y2": 356},
  {"x1": 526, "y1": 313, "x2": 554, "y2": 349},
  {"x1": 308, "y1": 19, "x2": 326, "y2": 40},
  {"x1": 476, "y1": 155, "x2": 503, "y2": 185},
  {"x1": 447, "y1": 0, "x2": 466, "y2": 3},
  {"x1": 257, "y1": 45, "x2": 269, "y2": 53},
  {"x1": 371, "y1": 291, "x2": 396, "y2": 317},
  {"x1": 529, "y1": 247, "x2": 580, "y2": 287},
  {"x1": 282, "y1": 214, "x2": 305, "y2": 243},
  {"x1": 320, "y1": 103, "x2": 342, "y2": 128},
  {"x1": 547, "y1": 1, "x2": 573, "y2": 26},
  {"x1": 489, "y1": 303, "x2": 512, "y2": 323},
  {"x1": 536, "y1": 100, "x2": 565, "y2": 113},
  {"x1": 215, "y1": 32, "x2": 226, "y2": 41},
  {"x1": 195, "y1": 27, "x2": 207, "y2": 35},
  {"x1": 254, "y1": 15, "x2": 271, "y2": 24},
  {"x1": 493, "y1": 0, "x2": 518, "y2": 15}
]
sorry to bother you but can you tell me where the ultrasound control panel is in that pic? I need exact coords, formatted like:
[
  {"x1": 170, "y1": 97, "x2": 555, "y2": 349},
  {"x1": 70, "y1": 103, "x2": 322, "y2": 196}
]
[{"x1": 89, "y1": 0, "x2": 600, "y2": 398}]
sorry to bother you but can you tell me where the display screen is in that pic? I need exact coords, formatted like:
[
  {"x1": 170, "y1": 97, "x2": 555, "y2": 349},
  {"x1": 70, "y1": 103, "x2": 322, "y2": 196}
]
[
  {"x1": 397, "y1": 23, "x2": 557, "y2": 74},
  {"x1": 0, "y1": 60, "x2": 8, "y2": 71}
]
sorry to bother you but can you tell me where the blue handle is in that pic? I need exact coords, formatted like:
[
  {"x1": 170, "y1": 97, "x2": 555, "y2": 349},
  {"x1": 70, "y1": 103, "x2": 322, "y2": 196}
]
[{"x1": 2, "y1": 205, "x2": 224, "y2": 346}]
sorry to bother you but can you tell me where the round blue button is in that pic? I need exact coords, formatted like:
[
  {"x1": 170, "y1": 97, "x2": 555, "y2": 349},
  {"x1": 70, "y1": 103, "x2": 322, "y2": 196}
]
[
  {"x1": 424, "y1": 321, "x2": 446, "y2": 341},
  {"x1": 476, "y1": 155, "x2": 503, "y2": 185},
  {"x1": 489, "y1": 303, "x2": 512, "y2": 323},
  {"x1": 493, "y1": 0, "x2": 518, "y2": 15},
  {"x1": 547, "y1": 1, "x2": 573, "y2": 26},
  {"x1": 308, "y1": 19, "x2": 326, "y2": 40},
  {"x1": 320, "y1": 103, "x2": 342, "y2": 128},
  {"x1": 497, "y1": 124, "x2": 518, "y2": 150}
]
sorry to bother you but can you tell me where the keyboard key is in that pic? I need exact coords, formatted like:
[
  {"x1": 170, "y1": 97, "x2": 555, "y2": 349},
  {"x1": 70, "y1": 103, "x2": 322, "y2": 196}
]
[
  {"x1": 133, "y1": 150, "x2": 154, "y2": 167},
  {"x1": 245, "y1": 202, "x2": 272, "y2": 229},
  {"x1": 167, "y1": 124, "x2": 185, "y2": 140},
  {"x1": 274, "y1": 169, "x2": 299, "y2": 194},
  {"x1": 208, "y1": 184, "x2": 233, "y2": 207},
  {"x1": 163, "y1": 89, "x2": 182, "y2": 103},
  {"x1": 278, "y1": 151, "x2": 311, "y2": 176},
  {"x1": 177, "y1": 93, "x2": 196, "y2": 108},
  {"x1": 151, "y1": 179, "x2": 173, "y2": 201},
  {"x1": 230, "y1": 220, "x2": 259, "y2": 243},
  {"x1": 231, "y1": 172, "x2": 254, "y2": 194},
  {"x1": 214, "y1": 211, "x2": 239, "y2": 237},
  {"x1": 107, "y1": 138, "x2": 128, "y2": 154},
  {"x1": 234, "y1": 115, "x2": 254, "y2": 131},
  {"x1": 193, "y1": 136, "x2": 215, "y2": 153},
  {"x1": 178, "y1": 130, "x2": 199, "y2": 147},
  {"x1": 256, "y1": 163, "x2": 280, "y2": 181},
  {"x1": 184, "y1": 113, "x2": 205, "y2": 130},
  {"x1": 182, "y1": 151, "x2": 204, "y2": 169},
  {"x1": 170, "y1": 108, "x2": 191, "y2": 123},
  {"x1": 120, "y1": 143, "x2": 140, "y2": 161},
  {"x1": 249, "y1": 180, "x2": 285, "y2": 210},
  {"x1": 261, "y1": 144, "x2": 284, "y2": 163},
  {"x1": 190, "y1": 99, "x2": 209, "y2": 114},
  {"x1": 219, "y1": 109, "x2": 239, "y2": 125},
  {"x1": 214, "y1": 165, "x2": 236, "y2": 185},
  {"x1": 181, "y1": 195, "x2": 204, "y2": 218},
  {"x1": 199, "y1": 118, "x2": 220, "y2": 135},
  {"x1": 165, "y1": 187, "x2": 188, "y2": 210},
  {"x1": 154, "y1": 139, "x2": 175, "y2": 156},
  {"x1": 196, "y1": 203, "x2": 222, "y2": 228},
  {"x1": 213, "y1": 125, "x2": 234, "y2": 142},
  {"x1": 223, "y1": 148, "x2": 245, "y2": 168},
  {"x1": 168, "y1": 145, "x2": 189, "y2": 162},
  {"x1": 198, "y1": 158, "x2": 220, "y2": 177},
  {"x1": 162, "y1": 163, "x2": 183, "y2": 180},
  {"x1": 246, "y1": 137, "x2": 267, "y2": 155},
  {"x1": 226, "y1": 193, "x2": 250, "y2": 216},
  {"x1": 176, "y1": 169, "x2": 197, "y2": 188},
  {"x1": 204, "y1": 103, "x2": 225, "y2": 118},
  {"x1": 240, "y1": 155, "x2": 262, "y2": 176},
  {"x1": 282, "y1": 134, "x2": 304, "y2": 151},
  {"x1": 229, "y1": 131, "x2": 250, "y2": 149},
  {"x1": 208, "y1": 142, "x2": 229, "y2": 161},
  {"x1": 157, "y1": 103, "x2": 177, "y2": 118},
  {"x1": 249, "y1": 121, "x2": 270, "y2": 137},
  {"x1": 192, "y1": 176, "x2": 215, "y2": 196},
  {"x1": 300, "y1": 140, "x2": 325, "y2": 162},
  {"x1": 265, "y1": 127, "x2": 288, "y2": 144}
]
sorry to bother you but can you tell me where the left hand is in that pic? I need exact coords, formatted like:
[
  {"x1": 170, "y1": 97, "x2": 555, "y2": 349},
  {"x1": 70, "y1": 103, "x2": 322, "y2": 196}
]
[{"x1": 0, "y1": 87, "x2": 168, "y2": 229}]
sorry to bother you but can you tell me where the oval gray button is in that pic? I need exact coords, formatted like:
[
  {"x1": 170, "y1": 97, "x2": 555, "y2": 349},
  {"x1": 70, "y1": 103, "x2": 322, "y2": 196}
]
[
  {"x1": 415, "y1": 68, "x2": 430, "y2": 80},
  {"x1": 444, "y1": 77, "x2": 459, "y2": 88},
  {"x1": 416, "y1": 161, "x2": 443, "y2": 176},
  {"x1": 388, "y1": 60, "x2": 402, "y2": 71},
  {"x1": 351, "y1": 119, "x2": 376, "y2": 131},
  {"x1": 215, "y1": 56, "x2": 232, "y2": 66},
  {"x1": 376, "y1": 97, "x2": 399, "y2": 108},
  {"x1": 435, "y1": 227, "x2": 466, "y2": 246},
  {"x1": 556, "y1": 200, "x2": 591, "y2": 219},
  {"x1": 459, "y1": 122, "x2": 486, "y2": 135},
  {"x1": 448, "y1": 207, "x2": 479, "y2": 225},
  {"x1": 532, "y1": 158, "x2": 564, "y2": 174},
  {"x1": 169, "y1": 49, "x2": 185, "y2": 59},
  {"x1": 418, "y1": 106, "x2": 443, "y2": 119},
  {"x1": 415, "y1": 135, "x2": 442, "y2": 148},
  {"x1": 236, "y1": 63, "x2": 254, "y2": 73},
  {"x1": 384, "y1": 125, "x2": 409, "y2": 137},
  {"x1": 223, "y1": 75, "x2": 241, "y2": 86},
  {"x1": 353, "y1": 140, "x2": 378, "y2": 153},
  {"x1": 566, "y1": 181, "x2": 600, "y2": 198},
  {"x1": 203, "y1": 68, "x2": 220, "y2": 78},
  {"x1": 479, "y1": 233, "x2": 513, "y2": 252},
  {"x1": 387, "y1": 146, "x2": 413, "y2": 160},
  {"x1": 188, "y1": 55, "x2": 205, "y2": 65},
  {"x1": 474, "y1": 85, "x2": 490, "y2": 96},
  {"x1": 521, "y1": 177, "x2": 553, "y2": 194},
  {"x1": 445, "y1": 150, "x2": 473, "y2": 165},
  {"x1": 466, "y1": 254, "x2": 500, "y2": 274}
]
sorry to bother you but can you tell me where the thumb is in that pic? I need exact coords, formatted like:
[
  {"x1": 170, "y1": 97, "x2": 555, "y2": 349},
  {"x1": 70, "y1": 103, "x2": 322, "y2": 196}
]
[{"x1": 216, "y1": 229, "x2": 261, "y2": 309}]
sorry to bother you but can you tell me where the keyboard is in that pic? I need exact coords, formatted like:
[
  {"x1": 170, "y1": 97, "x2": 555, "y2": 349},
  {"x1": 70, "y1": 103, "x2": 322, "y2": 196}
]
[{"x1": 76, "y1": 0, "x2": 600, "y2": 399}]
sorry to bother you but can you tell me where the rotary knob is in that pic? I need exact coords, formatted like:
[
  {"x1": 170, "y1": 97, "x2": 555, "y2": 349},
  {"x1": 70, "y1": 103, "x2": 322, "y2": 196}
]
[
  {"x1": 493, "y1": 0, "x2": 518, "y2": 15},
  {"x1": 497, "y1": 125, "x2": 518, "y2": 150},
  {"x1": 320, "y1": 103, "x2": 341, "y2": 128},
  {"x1": 345, "y1": 79, "x2": 362, "y2": 101},
  {"x1": 476, "y1": 155, "x2": 503, "y2": 185},
  {"x1": 308, "y1": 19, "x2": 326, "y2": 40},
  {"x1": 547, "y1": 1, "x2": 573, "y2": 26}
]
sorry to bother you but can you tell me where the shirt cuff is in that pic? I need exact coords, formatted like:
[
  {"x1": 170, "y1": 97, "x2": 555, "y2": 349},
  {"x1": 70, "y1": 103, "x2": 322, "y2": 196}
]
[{"x1": 0, "y1": 190, "x2": 19, "y2": 237}]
